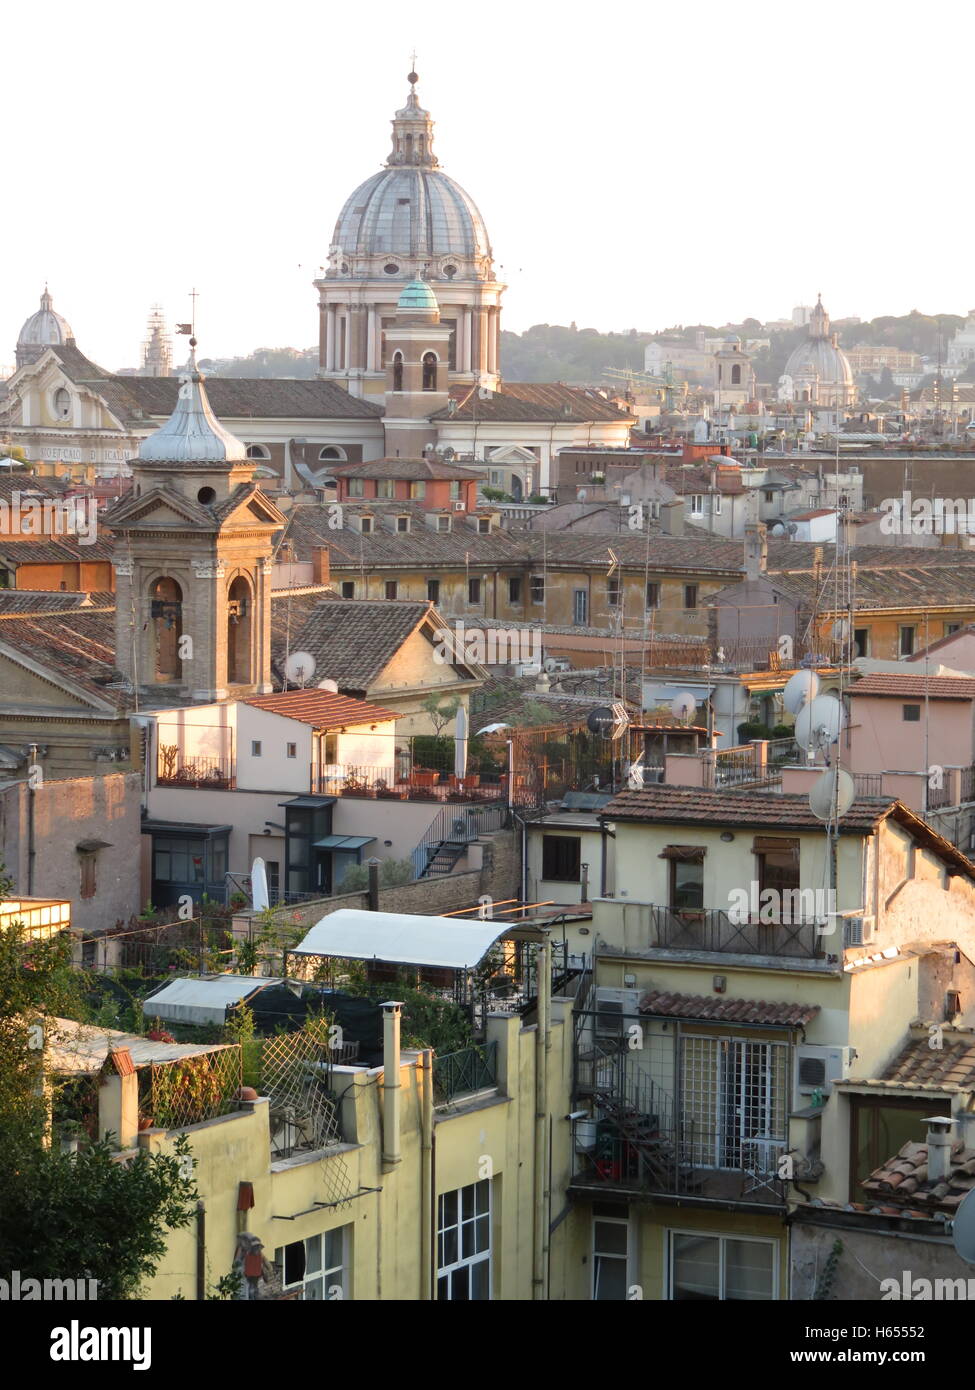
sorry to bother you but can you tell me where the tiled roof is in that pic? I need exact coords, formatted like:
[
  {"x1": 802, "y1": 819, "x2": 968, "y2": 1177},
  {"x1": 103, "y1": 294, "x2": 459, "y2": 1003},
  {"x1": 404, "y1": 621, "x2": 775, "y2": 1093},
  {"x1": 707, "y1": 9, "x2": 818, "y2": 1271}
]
[
  {"x1": 765, "y1": 541, "x2": 975, "y2": 571},
  {"x1": 907, "y1": 624, "x2": 975, "y2": 662},
  {"x1": 281, "y1": 503, "x2": 525, "y2": 567},
  {"x1": 850, "y1": 674, "x2": 975, "y2": 699},
  {"x1": 0, "y1": 610, "x2": 131, "y2": 709},
  {"x1": 330, "y1": 457, "x2": 484, "y2": 481},
  {"x1": 0, "y1": 533, "x2": 115, "y2": 563},
  {"x1": 430, "y1": 382, "x2": 634, "y2": 424},
  {"x1": 639, "y1": 990, "x2": 820, "y2": 1027},
  {"x1": 283, "y1": 598, "x2": 436, "y2": 692},
  {"x1": 517, "y1": 530, "x2": 744, "y2": 574},
  {"x1": 601, "y1": 785, "x2": 892, "y2": 832},
  {"x1": 861, "y1": 1139, "x2": 975, "y2": 1213},
  {"x1": 880, "y1": 1031, "x2": 975, "y2": 1089},
  {"x1": 241, "y1": 689, "x2": 399, "y2": 727},
  {"x1": 767, "y1": 564, "x2": 975, "y2": 610},
  {"x1": 0, "y1": 591, "x2": 114, "y2": 614}
]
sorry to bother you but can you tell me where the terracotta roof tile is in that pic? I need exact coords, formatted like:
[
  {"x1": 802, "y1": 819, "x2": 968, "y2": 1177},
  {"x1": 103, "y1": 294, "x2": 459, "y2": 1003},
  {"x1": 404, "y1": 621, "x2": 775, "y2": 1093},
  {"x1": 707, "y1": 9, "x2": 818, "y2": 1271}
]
[
  {"x1": 278, "y1": 598, "x2": 438, "y2": 693},
  {"x1": 601, "y1": 785, "x2": 891, "y2": 832},
  {"x1": 850, "y1": 674, "x2": 975, "y2": 700},
  {"x1": 862, "y1": 1137, "x2": 975, "y2": 1214},
  {"x1": 241, "y1": 689, "x2": 399, "y2": 727},
  {"x1": 881, "y1": 1033, "x2": 975, "y2": 1088},
  {"x1": 639, "y1": 990, "x2": 820, "y2": 1027}
]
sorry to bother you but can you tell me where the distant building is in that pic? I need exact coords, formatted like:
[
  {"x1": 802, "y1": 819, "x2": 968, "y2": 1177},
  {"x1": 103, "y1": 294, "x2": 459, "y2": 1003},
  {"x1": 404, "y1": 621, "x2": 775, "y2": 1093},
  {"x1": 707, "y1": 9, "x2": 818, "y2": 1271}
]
[
  {"x1": 15, "y1": 287, "x2": 74, "y2": 369},
  {"x1": 948, "y1": 309, "x2": 975, "y2": 367},
  {"x1": 780, "y1": 296, "x2": 856, "y2": 407}
]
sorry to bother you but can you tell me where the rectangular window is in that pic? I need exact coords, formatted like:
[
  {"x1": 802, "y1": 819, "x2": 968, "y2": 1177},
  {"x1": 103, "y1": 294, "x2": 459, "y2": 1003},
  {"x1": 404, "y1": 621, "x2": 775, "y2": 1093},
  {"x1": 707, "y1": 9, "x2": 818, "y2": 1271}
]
[
  {"x1": 437, "y1": 1180, "x2": 491, "y2": 1301},
  {"x1": 348, "y1": 478, "x2": 364, "y2": 497},
  {"x1": 468, "y1": 577, "x2": 481, "y2": 604},
  {"x1": 385, "y1": 580, "x2": 398, "y2": 600},
  {"x1": 541, "y1": 835, "x2": 581, "y2": 882},
  {"x1": 680, "y1": 1035, "x2": 788, "y2": 1172},
  {"x1": 324, "y1": 733, "x2": 338, "y2": 763},
  {"x1": 763, "y1": 490, "x2": 775, "y2": 503},
  {"x1": 427, "y1": 579, "x2": 440, "y2": 603},
  {"x1": 376, "y1": 479, "x2": 395, "y2": 499},
  {"x1": 853, "y1": 626, "x2": 869, "y2": 657},
  {"x1": 449, "y1": 481, "x2": 460, "y2": 500},
  {"x1": 276, "y1": 1226, "x2": 349, "y2": 1301},
  {"x1": 684, "y1": 584, "x2": 698, "y2": 610},
  {"x1": 410, "y1": 481, "x2": 427, "y2": 500},
  {"x1": 713, "y1": 492, "x2": 722, "y2": 515},
  {"x1": 646, "y1": 581, "x2": 660, "y2": 609},
  {"x1": 899, "y1": 625, "x2": 916, "y2": 656},
  {"x1": 478, "y1": 518, "x2": 491, "y2": 533},
  {"x1": 689, "y1": 494, "x2": 704, "y2": 516},
  {"x1": 436, "y1": 515, "x2": 451, "y2": 532},
  {"x1": 754, "y1": 837, "x2": 800, "y2": 922},
  {"x1": 530, "y1": 575, "x2": 545, "y2": 605},
  {"x1": 903, "y1": 704, "x2": 921, "y2": 722},
  {"x1": 607, "y1": 578, "x2": 621, "y2": 608},
  {"x1": 508, "y1": 576, "x2": 522, "y2": 604},
  {"x1": 286, "y1": 743, "x2": 297, "y2": 759},
  {"x1": 668, "y1": 1231, "x2": 776, "y2": 1301},
  {"x1": 593, "y1": 1211, "x2": 630, "y2": 1300},
  {"x1": 251, "y1": 741, "x2": 262, "y2": 757},
  {"x1": 669, "y1": 853, "x2": 704, "y2": 910},
  {"x1": 360, "y1": 516, "x2": 373, "y2": 534},
  {"x1": 396, "y1": 515, "x2": 410, "y2": 532},
  {"x1": 573, "y1": 589, "x2": 588, "y2": 626},
  {"x1": 80, "y1": 854, "x2": 97, "y2": 900},
  {"x1": 340, "y1": 581, "x2": 356, "y2": 599},
  {"x1": 153, "y1": 839, "x2": 205, "y2": 884},
  {"x1": 947, "y1": 623, "x2": 962, "y2": 636}
]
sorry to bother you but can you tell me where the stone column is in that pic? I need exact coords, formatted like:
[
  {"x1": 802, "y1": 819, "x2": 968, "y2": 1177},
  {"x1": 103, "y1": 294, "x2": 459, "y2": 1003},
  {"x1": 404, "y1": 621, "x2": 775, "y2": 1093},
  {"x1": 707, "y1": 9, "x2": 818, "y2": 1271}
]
[
  {"x1": 478, "y1": 309, "x2": 489, "y2": 376},
  {"x1": 325, "y1": 307, "x2": 335, "y2": 372},
  {"x1": 367, "y1": 309, "x2": 377, "y2": 372},
  {"x1": 319, "y1": 302, "x2": 327, "y2": 371},
  {"x1": 488, "y1": 308, "x2": 498, "y2": 376}
]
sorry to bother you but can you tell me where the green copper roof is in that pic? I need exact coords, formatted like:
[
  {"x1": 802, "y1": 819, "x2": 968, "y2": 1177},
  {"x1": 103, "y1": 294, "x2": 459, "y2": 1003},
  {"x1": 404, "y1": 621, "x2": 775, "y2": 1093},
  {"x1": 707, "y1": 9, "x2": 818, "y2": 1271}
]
[{"x1": 398, "y1": 278, "x2": 439, "y2": 312}]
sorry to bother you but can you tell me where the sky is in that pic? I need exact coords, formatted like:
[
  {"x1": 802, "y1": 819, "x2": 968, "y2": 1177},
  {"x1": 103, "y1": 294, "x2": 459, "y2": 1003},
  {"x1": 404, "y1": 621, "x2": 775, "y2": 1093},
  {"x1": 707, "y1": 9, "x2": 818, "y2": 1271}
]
[{"x1": 4, "y1": 0, "x2": 973, "y2": 372}]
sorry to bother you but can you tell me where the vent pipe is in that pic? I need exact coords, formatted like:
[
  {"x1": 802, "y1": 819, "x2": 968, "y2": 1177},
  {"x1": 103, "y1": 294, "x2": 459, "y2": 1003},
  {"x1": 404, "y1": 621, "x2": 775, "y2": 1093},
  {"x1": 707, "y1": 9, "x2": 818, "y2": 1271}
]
[
  {"x1": 926, "y1": 1116, "x2": 954, "y2": 1184},
  {"x1": 381, "y1": 1001, "x2": 404, "y2": 1170}
]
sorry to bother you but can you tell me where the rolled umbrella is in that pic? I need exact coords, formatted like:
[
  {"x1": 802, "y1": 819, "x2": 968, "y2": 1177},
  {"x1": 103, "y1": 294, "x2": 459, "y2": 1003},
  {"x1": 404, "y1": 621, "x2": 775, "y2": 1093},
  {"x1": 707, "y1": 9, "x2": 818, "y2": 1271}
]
[{"x1": 453, "y1": 705, "x2": 469, "y2": 785}]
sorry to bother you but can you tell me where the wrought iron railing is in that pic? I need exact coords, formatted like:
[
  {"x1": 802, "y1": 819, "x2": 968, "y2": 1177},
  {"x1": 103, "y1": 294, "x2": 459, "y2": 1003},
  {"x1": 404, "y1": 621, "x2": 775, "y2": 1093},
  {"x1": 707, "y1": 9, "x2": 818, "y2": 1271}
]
[
  {"x1": 412, "y1": 802, "x2": 510, "y2": 879},
  {"x1": 648, "y1": 905, "x2": 829, "y2": 959},
  {"x1": 310, "y1": 762, "x2": 510, "y2": 803},
  {"x1": 433, "y1": 1041, "x2": 498, "y2": 1106},
  {"x1": 854, "y1": 773, "x2": 883, "y2": 797},
  {"x1": 156, "y1": 755, "x2": 236, "y2": 790}
]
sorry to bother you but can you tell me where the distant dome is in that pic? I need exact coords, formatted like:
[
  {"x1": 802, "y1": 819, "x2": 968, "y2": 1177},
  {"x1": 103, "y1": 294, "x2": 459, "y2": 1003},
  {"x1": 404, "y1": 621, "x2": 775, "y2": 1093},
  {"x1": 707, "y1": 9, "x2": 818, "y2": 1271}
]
[
  {"x1": 398, "y1": 278, "x2": 440, "y2": 313},
  {"x1": 784, "y1": 296, "x2": 854, "y2": 395},
  {"x1": 16, "y1": 288, "x2": 73, "y2": 366}
]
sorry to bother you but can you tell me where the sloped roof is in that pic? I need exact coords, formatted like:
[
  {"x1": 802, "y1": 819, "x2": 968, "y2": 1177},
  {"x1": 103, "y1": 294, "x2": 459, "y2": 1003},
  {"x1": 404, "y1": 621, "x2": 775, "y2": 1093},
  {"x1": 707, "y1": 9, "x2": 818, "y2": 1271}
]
[
  {"x1": 285, "y1": 598, "x2": 435, "y2": 691},
  {"x1": 293, "y1": 907, "x2": 508, "y2": 970},
  {"x1": 0, "y1": 610, "x2": 128, "y2": 708},
  {"x1": 880, "y1": 1030, "x2": 975, "y2": 1090},
  {"x1": 639, "y1": 990, "x2": 820, "y2": 1027},
  {"x1": 430, "y1": 382, "x2": 635, "y2": 424},
  {"x1": 862, "y1": 1139, "x2": 975, "y2": 1214},
  {"x1": 242, "y1": 689, "x2": 399, "y2": 727},
  {"x1": 849, "y1": 674, "x2": 975, "y2": 700},
  {"x1": 601, "y1": 785, "x2": 893, "y2": 833},
  {"x1": 330, "y1": 456, "x2": 484, "y2": 481}
]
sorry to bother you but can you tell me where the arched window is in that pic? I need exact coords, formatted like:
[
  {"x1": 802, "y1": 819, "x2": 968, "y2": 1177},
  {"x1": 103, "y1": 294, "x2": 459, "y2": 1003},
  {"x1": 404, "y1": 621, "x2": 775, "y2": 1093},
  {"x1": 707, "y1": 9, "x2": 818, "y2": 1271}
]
[
  {"x1": 227, "y1": 575, "x2": 252, "y2": 686},
  {"x1": 731, "y1": 364, "x2": 741, "y2": 385},
  {"x1": 246, "y1": 444, "x2": 270, "y2": 461},
  {"x1": 422, "y1": 352, "x2": 437, "y2": 391},
  {"x1": 318, "y1": 446, "x2": 347, "y2": 463},
  {"x1": 150, "y1": 577, "x2": 183, "y2": 683},
  {"x1": 802, "y1": 389, "x2": 810, "y2": 402},
  {"x1": 392, "y1": 352, "x2": 404, "y2": 392}
]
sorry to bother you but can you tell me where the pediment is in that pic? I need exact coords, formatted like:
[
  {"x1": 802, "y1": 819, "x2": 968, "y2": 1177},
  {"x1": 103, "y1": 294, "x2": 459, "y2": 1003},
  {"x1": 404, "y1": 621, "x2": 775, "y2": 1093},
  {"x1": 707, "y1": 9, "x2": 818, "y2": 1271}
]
[
  {"x1": 488, "y1": 444, "x2": 537, "y2": 463},
  {"x1": 107, "y1": 488, "x2": 215, "y2": 530}
]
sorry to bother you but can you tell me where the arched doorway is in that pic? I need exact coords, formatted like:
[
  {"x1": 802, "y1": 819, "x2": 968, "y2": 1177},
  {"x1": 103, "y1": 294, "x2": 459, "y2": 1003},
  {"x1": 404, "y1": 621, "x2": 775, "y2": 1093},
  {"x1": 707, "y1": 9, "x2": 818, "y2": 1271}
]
[
  {"x1": 227, "y1": 576, "x2": 252, "y2": 685},
  {"x1": 422, "y1": 352, "x2": 437, "y2": 390},
  {"x1": 150, "y1": 577, "x2": 183, "y2": 682}
]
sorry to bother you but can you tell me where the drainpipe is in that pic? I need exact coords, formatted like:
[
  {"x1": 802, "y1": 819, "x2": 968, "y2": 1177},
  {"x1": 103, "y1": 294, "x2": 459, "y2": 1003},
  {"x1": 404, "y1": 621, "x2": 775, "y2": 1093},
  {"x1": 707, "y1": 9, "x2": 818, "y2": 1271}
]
[
  {"x1": 381, "y1": 1002, "x2": 403, "y2": 1171},
  {"x1": 27, "y1": 743, "x2": 37, "y2": 894},
  {"x1": 195, "y1": 1201, "x2": 206, "y2": 1301},
  {"x1": 532, "y1": 931, "x2": 551, "y2": 1300},
  {"x1": 419, "y1": 1048, "x2": 435, "y2": 1299}
]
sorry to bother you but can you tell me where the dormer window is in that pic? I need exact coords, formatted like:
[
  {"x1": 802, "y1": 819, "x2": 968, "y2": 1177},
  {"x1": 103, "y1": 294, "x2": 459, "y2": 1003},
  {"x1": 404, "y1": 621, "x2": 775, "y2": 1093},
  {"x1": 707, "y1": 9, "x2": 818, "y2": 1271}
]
[
  {"x1": 360, "y1": 515, "x2": 374, "y2": 534},
  {"x1": 477, "y1": 518, "x2": 491, "y2": 534},
  {"x1": 436, "y1": 515, "x2": 451, "y2": 533},
  {"x1": 396, "y1": 516, "x2": 410, "y2": 533}
]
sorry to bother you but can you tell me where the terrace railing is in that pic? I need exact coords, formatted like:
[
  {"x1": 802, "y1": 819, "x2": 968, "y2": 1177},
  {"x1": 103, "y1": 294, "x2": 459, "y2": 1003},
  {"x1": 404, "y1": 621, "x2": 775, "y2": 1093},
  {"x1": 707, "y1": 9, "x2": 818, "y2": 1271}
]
[
  {"x1": 648, "y1": 905, "x2": 828, "y2": 960},
  {"x1": 433, "y1": 1041, "x2": 498, "y2": 1106}
]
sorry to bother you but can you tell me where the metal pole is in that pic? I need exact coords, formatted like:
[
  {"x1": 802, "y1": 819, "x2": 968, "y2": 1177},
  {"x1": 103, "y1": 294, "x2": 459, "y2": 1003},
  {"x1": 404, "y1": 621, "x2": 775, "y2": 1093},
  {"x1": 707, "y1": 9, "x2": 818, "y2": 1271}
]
[{"x1": 532, "y1": 931, "x2": 551, "y2": 1300}]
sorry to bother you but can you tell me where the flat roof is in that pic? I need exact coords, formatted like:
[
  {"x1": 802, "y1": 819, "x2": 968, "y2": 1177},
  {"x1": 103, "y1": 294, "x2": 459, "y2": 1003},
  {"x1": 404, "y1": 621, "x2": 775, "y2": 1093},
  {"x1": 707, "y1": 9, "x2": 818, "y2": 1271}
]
[{"x1": 293, "y1": 907, "x2": 508, "y2": 970}]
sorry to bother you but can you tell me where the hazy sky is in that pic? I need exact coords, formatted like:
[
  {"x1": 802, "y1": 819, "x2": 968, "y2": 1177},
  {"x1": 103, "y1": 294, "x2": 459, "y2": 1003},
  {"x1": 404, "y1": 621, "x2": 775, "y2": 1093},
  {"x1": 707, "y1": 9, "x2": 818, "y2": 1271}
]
[{"x1": 5, "y1": 0, "x2": 973, "y2": 371}]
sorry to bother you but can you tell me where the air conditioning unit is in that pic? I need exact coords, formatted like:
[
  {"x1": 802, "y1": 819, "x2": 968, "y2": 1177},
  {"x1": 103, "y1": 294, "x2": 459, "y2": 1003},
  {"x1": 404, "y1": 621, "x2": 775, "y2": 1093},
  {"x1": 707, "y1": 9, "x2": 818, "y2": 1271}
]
[
  {"x1": 594, "y1": 986, "x2": 642, "y2": 1037},
  {"x1": 795, "y1": 1044, "x2": 854, "y2": 1097},
  {"x1": 453, "y1": 500, "x2": 466, "y2": 511},
  {"x1": 843, "y1": 915, "x2": 875, "y2": 947}
]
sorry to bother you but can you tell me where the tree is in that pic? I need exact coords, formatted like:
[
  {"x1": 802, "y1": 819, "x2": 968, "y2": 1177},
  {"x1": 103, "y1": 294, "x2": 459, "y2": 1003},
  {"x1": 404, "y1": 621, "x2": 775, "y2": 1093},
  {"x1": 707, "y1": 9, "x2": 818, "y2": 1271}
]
[{"x1": 420, "y1": 692, "x2": 461, "y2": 736}]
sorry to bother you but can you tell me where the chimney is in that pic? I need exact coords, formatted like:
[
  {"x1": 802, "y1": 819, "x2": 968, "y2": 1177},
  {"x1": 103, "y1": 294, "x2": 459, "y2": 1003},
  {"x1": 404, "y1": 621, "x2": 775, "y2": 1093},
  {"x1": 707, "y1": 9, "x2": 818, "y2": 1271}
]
[
  {"x1": 744, "y1": 522, "x2": 767, "y2": 581},
  {"x1": 381, "y1": 1002, "x2": 403, "y2": 1170},
  {"x1": 312, "y1": 546, "x2": 330, "y2": 586},
  {"x1": 925, "y1": 1116, "x2": 954, "y2": 1184},
  {"x1": 98, "y1": 1046, "x2": 139, "y2": 1149},
  {"x1": 660, "y1": 498, "x2": 684, "y2": 537}
]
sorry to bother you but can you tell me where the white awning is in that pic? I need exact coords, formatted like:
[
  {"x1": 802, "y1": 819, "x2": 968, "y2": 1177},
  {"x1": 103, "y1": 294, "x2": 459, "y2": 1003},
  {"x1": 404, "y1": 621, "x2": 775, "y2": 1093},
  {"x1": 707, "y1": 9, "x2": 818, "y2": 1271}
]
[
  {"x1": 142, "y1": 974, "x2": 284, "y2": 1027},
  {"x1": 292, "y1": 908, "x2": 507, "y2": 970}
]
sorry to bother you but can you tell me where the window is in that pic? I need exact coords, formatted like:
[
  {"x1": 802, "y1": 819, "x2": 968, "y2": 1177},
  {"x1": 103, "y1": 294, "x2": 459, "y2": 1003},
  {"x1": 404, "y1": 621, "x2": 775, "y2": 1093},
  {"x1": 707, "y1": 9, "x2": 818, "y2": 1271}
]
[
  {"x1": 531, "y1": 575, "x2": 545, "y2": 605},
  {"x1": 849, "y1": 1097, "x2": 934, "y2": 1199},
  {"x1": 731, "y1": 364, "x2": 742, "y2": 385},
  {"x1": 286, "y1": 743, "x2": 297, "y2": 759},
  {"x1": 689, "y1": 494, "x2": 705, "y2": 516},
  {"x1": 542, "y1": 835, "x2": 581, "y2": 882},
  {"x1": 508, "y1": 576, "x2": 522, "y2": 604},
  {"x1": 410, "y1": 481, "x2": 427, "y2": 500},
  {"x1": 384, "y1": 263, "x2": 399, "y2": 275},
  {"x1": 348, "y1": 478, "x2": 364, "y2": 497},
  {"x1": 396, "y1": 515, "x2": 410, "y2": 532},
  {"x1": 899, "y1": 625, "x2": 916, "y2": 656},
  {"x1": 853, "y1": 627, "x2": 869, "y2": 657},
  {"x1": 947, "y1": 623, "x2": 962, "y2": 636},
  {"x1": 763, "y1": 491, "x2": 775, "y2": 503},
  {"x1": 607, "y1": 577, "x2": 621, "y2": 608},
  {"x1": 713, "y1": 492, "x2": 722, "y2": 515},
  {"x1": 754, "y1": 835, "x2": 800, "y2": 922},
  {"x1": 468, "y1": 577, "x2": 481, "y2": 604},
  {"x1": 437, "y1": 1180, "x2": 491, "y2": 1300},
  {"x1": 359, "y1": 516, "x2": 373, "y2": 534},
  {"x1": 422, "y1": 352, "x2": 437, "y2": 391},
  {"x1": 903, "y1": 704, "x2": 921, "y2": 722},
  {"x1": 53, "y1": 387, "x2": 71, "y2": 419},
  {"x1": 668, "y1": 850, "x2": 704, "y2": 910},
  {"x1": 318, "y1": 446, "x2": 345, "y2": 463},
  {"x1": 680, "y1": 1035, "x2": 788, "y2": 1172},
  {"x1": 276, "y1": 1227, "x2": 349, "y2": 1301},
  {"x1": 684, "y1": 584, "x2": 698, "y2": 610},
  {"x1": 449, "y1": 481, "x2": 460, "y2": 500},
  {"x1": 573, "y1": 589, "x2": 588, "y2": 626},
  {"x1": 341, "y1": 581, "x2": 355, "y2": 599},
  {"x1": 79, "y1": 853, "x2": 97, "y2": 901},
  {"x1": 392, "y1": 352, "x2": 403, "y2": 392},
  {"x1": 593, "y1": 1210, "x2": 630, "y2": 1300},
  {"x1": 646, "y1": 581, "x2": 660, "y2": 609},
  {"x1": 376, "y1": 479, "x2": 395, "y2": 499},
  {"x1": 668, "y1": 1232, "x2": 776, "y2": 1301},
  {"x1": 385, "y1": 580, "x2": 398, "y2": 600},
  {"x1": 427, "y1": 579, "x2": 440, "y2": 603},
  {"x1": 251, "y1": 741, "x2": 262, "y2": 757},
  {"x1": 245, "y1": 444, "x2": 270, "y2": 461},
  {"x1": 153, "y1": 838, "x2": 206, "y2": 884},
  {"x1": 436, "y1": 515, "x2": 451, "y2": 532},
  {"x1": 477, "y1": 517, "x2": 491, "y2": 533}
]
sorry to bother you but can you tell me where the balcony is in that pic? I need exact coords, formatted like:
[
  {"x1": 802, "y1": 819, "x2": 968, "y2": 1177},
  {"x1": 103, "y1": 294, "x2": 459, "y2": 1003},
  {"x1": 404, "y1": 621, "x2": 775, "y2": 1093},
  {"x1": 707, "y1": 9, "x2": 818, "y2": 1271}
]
[
  {"x1": 156, "y1": 754, "x2": 236, "y2": 790},
  {"x1": 648, "y1": 905, "x2": 830, "y2": 960},
  {"x1": 309, "y1": 763, "x2": 519, "y2": 804}
]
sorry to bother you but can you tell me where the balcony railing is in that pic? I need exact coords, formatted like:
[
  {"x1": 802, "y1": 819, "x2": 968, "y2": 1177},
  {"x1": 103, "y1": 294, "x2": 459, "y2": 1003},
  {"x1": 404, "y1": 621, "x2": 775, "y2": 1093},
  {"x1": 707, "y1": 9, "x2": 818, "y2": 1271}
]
[
  {"x1": 433, "y1": 1041, "x2": 498, "y2": 1106},
  {"x1": 156, "y1": 755, "x2": 236, "y2": 790},
  {"x1": 310, "y1": 763, "x2": 515, "y2": 803},
  {"x1": 648, "y1": 905, "x2": 829, "y2": 959}
]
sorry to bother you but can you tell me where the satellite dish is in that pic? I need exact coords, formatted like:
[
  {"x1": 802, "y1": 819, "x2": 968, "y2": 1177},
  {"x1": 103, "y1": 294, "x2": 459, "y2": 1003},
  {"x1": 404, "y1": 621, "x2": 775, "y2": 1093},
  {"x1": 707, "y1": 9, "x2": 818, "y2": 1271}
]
[
  {"x1": 587, "y1": 706, "x2": 615, "y2": 736},
  {"x1": 952, "y1": 1185, "x2": 975, "y2": 1265},
  {"x1": 442, "y1": 446, "x2": 456, "y2": 462},
  {"x1": 476, "y1": 722, "x2": 511, "y2": 735},
  {"x1": 795, "y1": 694, "x2": 846, "y2": 751},
  {"x1": 808, "y1": 767, "x2": 856, "y2": 821},
  {"x1": 831, "y1": 618, "x2": 852, "y2": 647},
  {"x1": 317, "y1": 678, "x2": 339, "y2": 693},
  {"x1": 284, "y1": 651, "x2": 316, "y2": 687},
  {"x1": 783, "y1": 669, "x2": 820, "y2": 715},
  {"x1": 577, "y1": 489, "x2": 588, "y2": 502},
  {"x1": 250, "y1": 857, "x2": 270, "y2": 914},
  {"x1": 671, "y1": 692, "x2": 698, "y2": 721},
  {"x1": 543, "y1": 657, "x2": 559, "y2": 673}
]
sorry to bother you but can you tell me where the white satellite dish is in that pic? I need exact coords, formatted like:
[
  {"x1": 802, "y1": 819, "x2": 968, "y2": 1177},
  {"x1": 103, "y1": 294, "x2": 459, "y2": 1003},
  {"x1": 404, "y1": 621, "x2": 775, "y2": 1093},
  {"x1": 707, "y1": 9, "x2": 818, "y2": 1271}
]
[
  {"x1": 783, "y1": 669, "x2": 820, "y2": 715},
  {"x1": 808, "y1": 767, "x2": 856, "y2": 821},
  {"x1": 476, "y1": 722, "x2": 511, "y2": 735},
  {"x1": 543, "y1": 657, "x2": 559, "y2": 673},
  {"x1": 250, "y1": 857, "x2": 270, "y2": 914},
  {"x1": 318, "y1": 678, "x2": 339, "y2": 693},
  {"x1": 952, "y1": 1185, "x2": 975, "y2": 1265},
  {"x1": 670, "y1": 692, "x2": 698, "y2": 721},
  {"x1": 795, "y1": 694, "x2": 846, "y2": 751},
  {"x1": 831, "y1": 618, "x2": 852, "y2": 645},
  {"x1": 284, "y1": 650, "x2": 316, "y2": 687}
]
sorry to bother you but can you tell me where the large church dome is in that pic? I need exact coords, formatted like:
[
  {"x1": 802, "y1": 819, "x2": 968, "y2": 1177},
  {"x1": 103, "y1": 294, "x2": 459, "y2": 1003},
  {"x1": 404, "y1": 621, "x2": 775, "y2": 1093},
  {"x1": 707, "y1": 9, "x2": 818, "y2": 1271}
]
[
  {"x1": 784, "y1": 296, "x2": 854, "y2": 402},
  {"x1": 16, "y1": 287, "x2": 74, "y2": 367}
]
